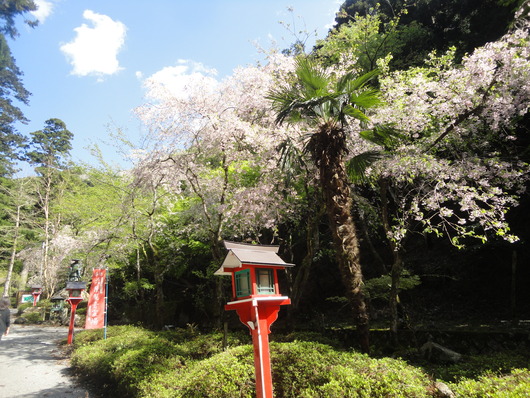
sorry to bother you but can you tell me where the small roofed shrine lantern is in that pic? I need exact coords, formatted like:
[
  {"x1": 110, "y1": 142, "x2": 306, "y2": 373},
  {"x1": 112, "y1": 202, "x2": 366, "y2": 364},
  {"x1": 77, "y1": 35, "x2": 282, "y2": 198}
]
[
  {"x1": 65, "y1": 281, "x2": 86, "y2": 344},
  {"x1": 30, "y1": 285, "x2": 42, "y2": 307},
  {"x1": 215, "y1": 241, "x2": 294, "y2": 398}
]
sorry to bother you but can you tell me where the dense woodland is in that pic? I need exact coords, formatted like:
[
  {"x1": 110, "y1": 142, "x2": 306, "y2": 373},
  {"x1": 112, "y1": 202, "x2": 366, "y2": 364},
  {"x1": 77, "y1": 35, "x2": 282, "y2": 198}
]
[{"x1": 1, "y1": 0, "x2": 530, "y2": 353}]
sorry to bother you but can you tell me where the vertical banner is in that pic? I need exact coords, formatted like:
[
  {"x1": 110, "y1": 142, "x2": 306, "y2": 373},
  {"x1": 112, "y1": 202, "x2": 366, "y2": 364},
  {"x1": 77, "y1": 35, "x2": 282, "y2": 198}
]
[{"x1": 85, "y1": 268, "x2": 106, "y2": 329}]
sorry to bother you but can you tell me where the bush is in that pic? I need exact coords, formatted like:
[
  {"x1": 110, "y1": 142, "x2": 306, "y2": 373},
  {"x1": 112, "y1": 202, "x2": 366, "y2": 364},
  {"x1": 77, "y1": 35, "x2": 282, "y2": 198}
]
[
  {"x1": 451, "y1": 369, "x2": 530, "y2": 397},
  {"x1": 428, "y1": 351, "x2": 530, "y2": 382},
  {"x1": 21, "y1": 311, "x2": 43, "y2": 323},
  {"x1": 139, "y1": 345, "x2": 255, "y2": 398},
  {"x1": 270, "y1": 341, "x2": 432, "y2": 398},
  {"x1": 141, "y1": 341, "x2": 433, "y2": 398},
  {"x1": 71, "y1": 328, "x2": 435, "y2": 398},
  {"x1": 71, "y1": 325, "x2": 166, "y2": 391},
  {"x1": 72, "y1": 326, "x2": 249, "y2": 396},
  {"x1": 72, "y1": 327, "x2": 530, "y2": 398},
  {"x1": 17, "y1": 302, "x2": 32, "y2": 315}
]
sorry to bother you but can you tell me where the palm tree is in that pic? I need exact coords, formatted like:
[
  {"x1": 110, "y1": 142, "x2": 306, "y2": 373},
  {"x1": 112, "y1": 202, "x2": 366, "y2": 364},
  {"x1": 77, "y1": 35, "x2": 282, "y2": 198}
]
[{"x1": 268, "y1": 57, "x2": 381, "y2": 353}]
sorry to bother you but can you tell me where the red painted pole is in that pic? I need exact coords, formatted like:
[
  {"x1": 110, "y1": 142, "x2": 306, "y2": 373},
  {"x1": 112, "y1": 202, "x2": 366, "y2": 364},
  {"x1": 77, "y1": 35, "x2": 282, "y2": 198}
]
[
  {"x1": 251, "y1": 305, "x2": 273, "y2": 398},
  {"x1": 67, "y1": 302, "x2": 77, "y2": 344},
  {"x1": 226, "y1": 297, "x2": 290, "y2": 398},
  {"x1": 66, "y1": 298, "x2": 82, "y2": 344},
  {"x1": 32, "y1": 293, "x2": 40, "y2": 307}
]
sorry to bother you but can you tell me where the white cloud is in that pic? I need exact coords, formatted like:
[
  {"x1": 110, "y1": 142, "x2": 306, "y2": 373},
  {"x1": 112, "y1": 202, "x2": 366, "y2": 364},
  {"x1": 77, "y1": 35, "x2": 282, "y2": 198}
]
[
  {"x1": 31, "y1": 0, "x2": 54, "y2": 23},
  {"x1": 145, "y1": 60, "x2": 218, "y2": 99},
  {"x1": 60, "y1": 10, "x2": 127, "y2": 78}
]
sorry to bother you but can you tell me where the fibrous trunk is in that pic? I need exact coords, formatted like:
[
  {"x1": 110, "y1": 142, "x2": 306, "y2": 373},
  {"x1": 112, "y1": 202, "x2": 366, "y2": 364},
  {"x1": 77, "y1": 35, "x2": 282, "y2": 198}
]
[{"x1": 312, "y1": 127, "x2": 370, "y2": 353}]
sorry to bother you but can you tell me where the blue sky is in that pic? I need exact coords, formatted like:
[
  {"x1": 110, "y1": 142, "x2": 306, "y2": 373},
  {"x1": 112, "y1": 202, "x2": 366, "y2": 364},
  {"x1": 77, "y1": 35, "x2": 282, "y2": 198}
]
[{"x1": 10, "y1": 0, "x2": 340, "y2": 172}]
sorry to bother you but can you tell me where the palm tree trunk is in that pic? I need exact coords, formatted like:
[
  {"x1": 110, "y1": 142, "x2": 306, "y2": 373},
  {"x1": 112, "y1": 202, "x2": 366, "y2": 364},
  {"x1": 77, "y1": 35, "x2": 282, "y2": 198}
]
[{"x1": 316, "y1": 131, "x2": 370, "y2": 353}]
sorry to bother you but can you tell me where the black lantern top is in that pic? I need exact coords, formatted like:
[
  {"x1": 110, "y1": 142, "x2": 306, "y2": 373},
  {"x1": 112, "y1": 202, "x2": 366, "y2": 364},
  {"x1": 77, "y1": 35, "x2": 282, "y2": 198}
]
[{"x1": 66, "y1": 281, "x2": 86, "y2": 298}]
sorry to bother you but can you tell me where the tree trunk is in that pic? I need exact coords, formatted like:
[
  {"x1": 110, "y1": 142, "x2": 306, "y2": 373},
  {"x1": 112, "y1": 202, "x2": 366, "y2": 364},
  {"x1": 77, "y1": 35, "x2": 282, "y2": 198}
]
[
  {"x1": 379, "y1": 178, "x2": 405, "y2": 346},
  {"x1": 290, "y1": 204, "x2": 323, "y2": 313},
  {"x1": 389, "y1": 251, "x2": 403, "y2": 346},
  {"x1": 210, "y1": 235, "x2": 226, "y2": 329},
  {"x1": 511, "y1": 250, "x2": 517, "y2": 323},
  {"x1": 154, "y1": 267, "x2": 165, "y2": 329},
  {"x1": 3, "y1": 205, "x2": 21, "y2": 297},
  {"x1": 315, "y1": 128, "x2": 370, "y2": 353}
]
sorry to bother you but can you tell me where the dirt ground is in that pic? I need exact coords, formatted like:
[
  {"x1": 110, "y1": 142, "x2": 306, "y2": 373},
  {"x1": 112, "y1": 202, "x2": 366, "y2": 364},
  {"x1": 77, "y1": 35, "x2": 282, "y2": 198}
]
[{"x1": 0, "y1": 318, "x2": 91, "y2": 398}]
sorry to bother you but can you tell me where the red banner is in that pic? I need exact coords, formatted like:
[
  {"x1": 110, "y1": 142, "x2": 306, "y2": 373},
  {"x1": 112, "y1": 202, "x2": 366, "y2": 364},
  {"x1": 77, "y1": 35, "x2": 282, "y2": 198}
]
[{"x1": 85, "y1": 269, "x2": 106, "y2": 329}]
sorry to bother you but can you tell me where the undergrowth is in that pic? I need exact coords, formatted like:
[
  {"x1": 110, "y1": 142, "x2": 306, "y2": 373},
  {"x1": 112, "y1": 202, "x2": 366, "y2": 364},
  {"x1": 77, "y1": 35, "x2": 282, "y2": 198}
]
[{"x1": 70, "y1": 325, "x2": 530, "y2": 397}]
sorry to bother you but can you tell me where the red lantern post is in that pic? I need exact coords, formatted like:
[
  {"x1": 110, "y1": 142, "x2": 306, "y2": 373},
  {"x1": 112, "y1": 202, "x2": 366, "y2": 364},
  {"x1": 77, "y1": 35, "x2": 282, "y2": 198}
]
[
  {"x1": 30, "y1": 285, "x2": 42, "y2": 307},
  {"x1": 215, "y1": 241, "x2": 294, "y2": 398},
  {"x1": 65, "y1": 281, "x2": 86, "y2": 344}
]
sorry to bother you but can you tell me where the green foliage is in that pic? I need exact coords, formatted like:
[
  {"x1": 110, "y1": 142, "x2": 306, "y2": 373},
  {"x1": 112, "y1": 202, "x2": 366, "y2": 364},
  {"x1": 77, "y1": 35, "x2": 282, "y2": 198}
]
[
  {"x1": 270, "y1": 341, "x2": 431, "y2": 397},
  {"x1": 70, "y1": 326, "x2": 530, "y2": 397},
  {"x1": 142, "y1": 345, "x2": 255, "y2": 398},
  {"x1": 430, "y1": 351, "x2": 530, "y2": 382},
  {"x1": 364, "y1": 270, "x2": 421, "y2": 301},
  {"x1": 123, "y1": 278, "x2": 155, "y2": 298},
  {"x1": 0, "y1": 1, "x2": 38, "y2": 174},
  {"x1": 0, "y1": 34, "x2": 31, "y2": 175},
  {"x1": 334, "y1": 0, "x2": 519, "y2": 66},
  {"x1": 271, "y1": 330, "x2": 343, "y2": 348},
  {"x1": 26, "y1": 118, "x2": 73, "y2": 170},
  {"x1": 72, "y1": 326, "x2": 436, "y2": 397},
  {"x1": 20, "y1": 308, "x2": 43, "y2": 323},
  {"x1": 71, "y1": 325, "x2": 184, "y2": 394},
  {"x1": 16, "y1": 301, "x2": 32, "y2": 314},
  {"x1": 0, "y1": 0, "x2": 37, "y2": 39},
  {"x1": 450, "y1": 369, "x2": 530, "y2": 398}
]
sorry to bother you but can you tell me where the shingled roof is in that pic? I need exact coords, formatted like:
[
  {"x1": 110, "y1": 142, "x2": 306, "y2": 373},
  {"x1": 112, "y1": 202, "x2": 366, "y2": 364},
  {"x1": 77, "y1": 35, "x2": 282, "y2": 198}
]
[{"x1": 214, "y1": 241, "x2": 294, "y2": 276}]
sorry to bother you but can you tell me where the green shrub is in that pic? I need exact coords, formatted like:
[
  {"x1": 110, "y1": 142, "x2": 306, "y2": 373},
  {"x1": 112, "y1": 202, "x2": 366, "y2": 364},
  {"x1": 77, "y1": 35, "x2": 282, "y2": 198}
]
[
  {"x1": 271, "y1": 341, "x2": 432, "y2": 398},
  {"x1": 431, "y1": 351, "x2": 530, "y2": 382},
  {"x1": 111, "y1": 337, "x2": 186, "y2": 395},
  {"x1": 271, "y1": 330, "x2": 343, "y2": 348},
  {"x1": 17, "y1": 302, "x2": 32, "y2": 314},
  {"x1": 21, "y1": 309, "x2": 44, "y2": 323},
  {"x1": 140, "y1": 345, "x2": 255, "y2": 398},
  {"x1": 71, "y1": 325, "x2": 164, "y2": 390},
  {"x1": 451, "y1": 368, "x2": 530, "y2": 397},
  {"x1": 71, "y1": 328, "x2": 435, "y2": 398}
]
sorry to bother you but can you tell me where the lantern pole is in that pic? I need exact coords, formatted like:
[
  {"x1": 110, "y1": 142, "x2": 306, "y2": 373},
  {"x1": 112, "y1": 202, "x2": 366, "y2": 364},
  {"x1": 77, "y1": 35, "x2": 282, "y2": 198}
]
[
  {"x1": 65, "y1": 281, "x2": 86, "y2": 345},
  {"x1": 66, "y1": 298, "x2": 80, "y2": 344},
  {"x1": 104, "y1": 269, "x2": 109, "y2": 340}
]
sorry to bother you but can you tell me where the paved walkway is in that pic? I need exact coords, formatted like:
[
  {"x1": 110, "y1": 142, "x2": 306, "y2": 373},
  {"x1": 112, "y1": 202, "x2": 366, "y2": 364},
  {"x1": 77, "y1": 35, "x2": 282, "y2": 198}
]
[{"x1": 0, "y1": 322, "x2": 91, "y2": 398}]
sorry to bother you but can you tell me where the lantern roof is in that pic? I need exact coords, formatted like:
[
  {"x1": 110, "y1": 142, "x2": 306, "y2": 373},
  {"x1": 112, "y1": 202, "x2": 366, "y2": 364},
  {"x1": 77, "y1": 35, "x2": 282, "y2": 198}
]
[
  {"x1": 66, "y1": 281, "x2": 86, "y2": 290},
  {"x1": 214, "y1": 241, "x2": 294, "y2": 276}
]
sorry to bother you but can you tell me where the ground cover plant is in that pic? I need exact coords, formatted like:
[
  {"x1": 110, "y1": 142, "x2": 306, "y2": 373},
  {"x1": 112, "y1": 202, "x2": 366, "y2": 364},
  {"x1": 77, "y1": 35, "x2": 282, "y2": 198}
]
[{"x1": 69, "y1": 325, "x2": 530, "y2": 397}]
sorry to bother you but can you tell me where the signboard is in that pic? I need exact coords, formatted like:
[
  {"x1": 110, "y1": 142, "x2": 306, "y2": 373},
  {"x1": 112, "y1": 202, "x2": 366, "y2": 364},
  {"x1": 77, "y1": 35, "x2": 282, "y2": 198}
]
[
  {"x1": 20, "y1": 294, "x2": 33, "y2": 303},
  {"x1": 84, "y1": 269, "x2": 106, "y2": 329}
]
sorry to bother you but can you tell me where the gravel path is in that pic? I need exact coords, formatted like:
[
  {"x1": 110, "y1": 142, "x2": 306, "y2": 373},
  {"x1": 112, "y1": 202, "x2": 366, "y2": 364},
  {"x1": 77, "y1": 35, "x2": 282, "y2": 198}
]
[{"x1": 0, "y1": 321, "x2": 91, "y2": 398}]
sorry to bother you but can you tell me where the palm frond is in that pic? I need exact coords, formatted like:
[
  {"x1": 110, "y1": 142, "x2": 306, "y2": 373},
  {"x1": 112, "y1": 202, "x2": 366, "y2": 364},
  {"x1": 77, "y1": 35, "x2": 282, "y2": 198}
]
[
  {"x1": 359, "y1": 124, "x2": 405, "y2": 150},
  {"x1": 295, "y1": 57, "x2": 329, "y2": 94},
  {"x1": 349, "y1": 89, "x2": 383, "y2": 109},
  {"x1": 342, "y1": 105, "x2": 370, "y2": 123},
  {"x1": 341, "y1": 69, "x2": 380, "y2": 92},
  {"x1": 346, "y1": 151, "x2": 383, "y2": 184}
]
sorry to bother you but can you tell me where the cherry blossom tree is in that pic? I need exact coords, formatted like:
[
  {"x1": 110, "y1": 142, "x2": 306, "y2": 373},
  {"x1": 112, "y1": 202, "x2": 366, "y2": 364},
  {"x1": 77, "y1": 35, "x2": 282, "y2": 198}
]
[
  {"x1": 358, "y1": 6, "x2": 530, "y2": 342},
  {"x1": 133, "y1": 55, "x2": 301, "y2": 325}
]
